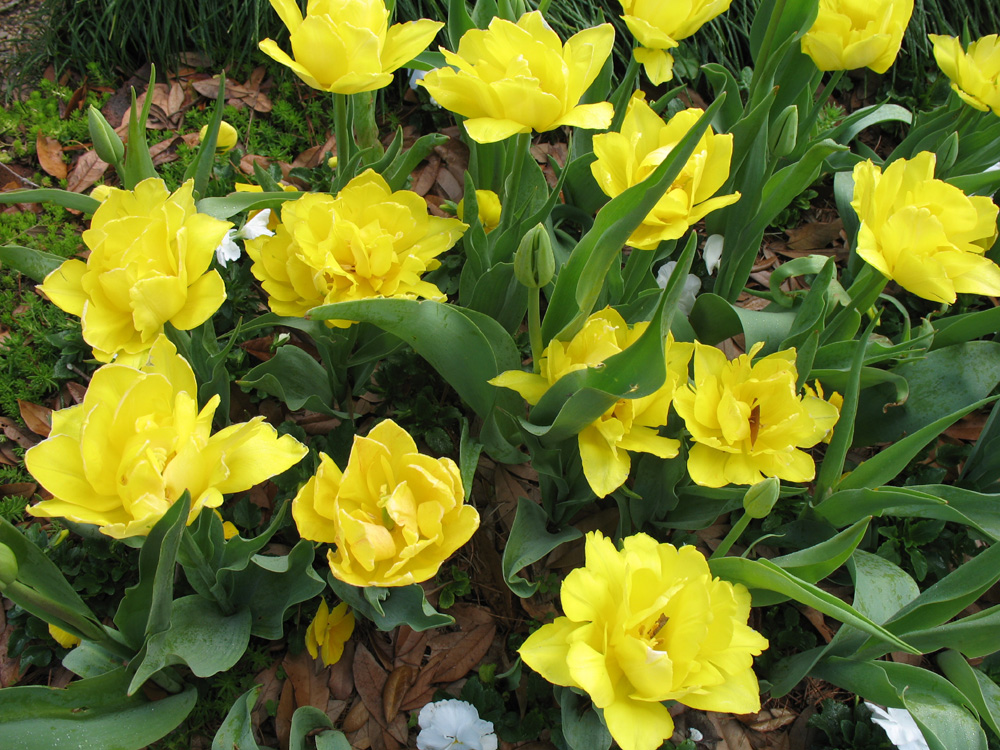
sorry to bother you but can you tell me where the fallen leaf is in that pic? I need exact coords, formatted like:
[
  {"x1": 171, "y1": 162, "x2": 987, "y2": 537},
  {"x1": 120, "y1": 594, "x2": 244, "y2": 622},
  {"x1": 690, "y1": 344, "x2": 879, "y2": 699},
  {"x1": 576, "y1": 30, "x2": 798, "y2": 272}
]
[
  {"x1": 748, "y1": 707, "x2": 797, "y2": 732},
  {"x1": 149, "y1": 137, "x2": 179, "y2": 166},
  {"x1": 354, "y1": 644, "x2": 389, "y2": 728},
  {"x1": 0, "y1": 417, "x2": 38, "y2": 449},
  {"x1": 18, "y1": 399, "x2": 52, "y2": 437},
  {"x1": 342, "y1": 699, "x2": 371, "y2": 733},
  {"x1": 36, "y1": 130, "x2": 67, "y2": 179},
  {"x1": 275, "y1": 678, "x2": 295, "y2": 750},
  {"x1": 411, "y1": 156, "x2": 441, "y2": 197},
  {"x1": 282, "y1": 648, "x2": 330, "y2": 712},
  {"x1": 251, "y1": 661, "x2": 284, "y2": 731},
  {"x1": 328, "y1": 640, "x2": 356, "y2": 700},
  {"x1": 382, "y1": 665, "x2": 416, "y2": 723},
  {"x1": 62, "y1": 83, "x2": 89, "y2": 119},
  {"x1": 67, "y1": 150, "x2": 109, "y2": 194},
  {"x1": 785, "y1": 219, "x2": 844, "y2": 252},
  {"x1": 64, "y1": 382, "x2": 87, "y2": 405},
  {"x1": 0, "y1": 483, "x2": 37, "y2": 499},
  {"x1": 0, "y1": 605, "x2": 20, "y2": 687},
  {"x1": 799, "y1": 606, "x2": 836, "y2": 644}
]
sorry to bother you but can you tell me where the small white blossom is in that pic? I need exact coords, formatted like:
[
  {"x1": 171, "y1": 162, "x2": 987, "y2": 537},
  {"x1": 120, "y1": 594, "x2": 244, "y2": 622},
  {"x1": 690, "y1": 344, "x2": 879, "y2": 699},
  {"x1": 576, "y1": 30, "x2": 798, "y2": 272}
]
[
  {"x1": 703, "y1": 234, "x2": 724, "y2": 275},
  {"x1": 867, "y1": 703, "x2": 930, "y2": 750},
  {"x1": 656, "y1": 260, "x2": 701, "y2": 317},
  {"x1": 214, "y1": 209, "x2": 275, "y2": 267},
  {"x1": 416, "y1": 699, "x2": 497, "y2": 750}
]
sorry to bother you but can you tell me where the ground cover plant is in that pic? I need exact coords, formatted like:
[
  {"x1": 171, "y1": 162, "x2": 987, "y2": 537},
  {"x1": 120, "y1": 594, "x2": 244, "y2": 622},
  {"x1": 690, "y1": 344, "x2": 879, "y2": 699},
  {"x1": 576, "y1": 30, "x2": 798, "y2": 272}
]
[{"x1": 3, "y1": 0, "x2": 1000, "y2": 748}]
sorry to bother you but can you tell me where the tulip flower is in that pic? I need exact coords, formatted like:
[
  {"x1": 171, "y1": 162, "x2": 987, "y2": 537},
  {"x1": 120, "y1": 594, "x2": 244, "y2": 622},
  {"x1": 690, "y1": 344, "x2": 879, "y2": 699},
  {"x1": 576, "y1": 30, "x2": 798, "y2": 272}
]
[
  {"x1": 491, "y1": 307, "x2": 692, "y2": 498},
  {"x1": 591, "y1": 94, "x2": 739, "y2": 251},
  {"x1": 456, "y1": 190, "x2": 502, "y2": 233},
  {"x1": 199, "y1": 121, "x2": 239, "y2": 153},
  {"x1": 48, "y1": 623, "x2": 81, "y2": 649},
  {"x1": 38, "y1": 178, "x2": 231, "y2": 363},
  {"x1": 245, "y1": 169, "x2": 466, "y2": 327},
  {"x1": 25, "y1": 336, "x2": 308, "y2": 539},
  {"x1": 419, "y1": 11, "x2": 614, "y2": 143},
  {"x1": 851, "y1": 152, "x2": 1000, "y2": 303},
  {"x1": 305, "y1": 600, "x2": 355, "y2": 666},
  {"x1": 259, "y1": 0, "x2": 442, "y2": 94},
  {"x1": 930, "y1": 34, "x2": 1000, "y2": 116},
  {"x1": 292, "y1": 419, "x2": 479, "y2": 587},
  {"x1": 801, "y1": 0, "x2": 913, "y2": 73},
  {"x1": 520, "y1": 531, "x2": 768, "y2": 750},
  {"x1": 673, "y1": 342, "x2": 841, "y2": 488},
  {"x1": 618, "y1": 0, "x2": 734, "y2": 84}
]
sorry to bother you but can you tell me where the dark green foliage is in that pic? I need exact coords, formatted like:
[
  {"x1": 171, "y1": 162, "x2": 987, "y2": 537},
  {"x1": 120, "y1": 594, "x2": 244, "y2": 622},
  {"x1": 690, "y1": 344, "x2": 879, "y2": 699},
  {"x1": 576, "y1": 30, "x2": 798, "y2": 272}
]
[{"x1": 808, "y1": 699, "x2": 895, "y2": 750}]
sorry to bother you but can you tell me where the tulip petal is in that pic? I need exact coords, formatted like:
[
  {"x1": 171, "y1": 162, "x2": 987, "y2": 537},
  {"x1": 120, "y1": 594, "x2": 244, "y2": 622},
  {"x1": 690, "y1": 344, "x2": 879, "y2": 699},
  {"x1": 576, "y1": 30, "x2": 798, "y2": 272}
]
[
  {"x1": 602, "y1": 691, "x2": 676, "y2": 750},
  {"x1": 382, "y1": 19, "x2": 443, "y2": 73},
  {"x1": 39, "y1": 259, "x2": 88, "y2": 317},
  {"x1": 168, "y1": 270, "x2": 227, "y2": 330}
]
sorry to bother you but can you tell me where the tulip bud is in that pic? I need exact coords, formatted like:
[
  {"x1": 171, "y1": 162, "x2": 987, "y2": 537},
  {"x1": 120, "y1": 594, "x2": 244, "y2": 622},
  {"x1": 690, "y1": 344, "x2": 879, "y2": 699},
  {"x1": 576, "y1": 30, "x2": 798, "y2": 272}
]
[
  {"x1": 199, "y1": 121, "x2": 239, "y2": 154},
  {"x1": 0, "y1": 543, "x2": 18, "y2": 588},
  {"x1": 935, "y1": 131, "x2": 959, "y2": 172},
  {"x1": 743, "y1": 476, "x2": 780, "y2": 519},
  {"x1": 769, "y1": 105, "x2": 799, "y2": 158},
  {"x1": 513, "y1": 224, "x2": 555, "y2": 289},
  {"x1": 87, "y1": 105, "x2": 125, "y2": 165}
]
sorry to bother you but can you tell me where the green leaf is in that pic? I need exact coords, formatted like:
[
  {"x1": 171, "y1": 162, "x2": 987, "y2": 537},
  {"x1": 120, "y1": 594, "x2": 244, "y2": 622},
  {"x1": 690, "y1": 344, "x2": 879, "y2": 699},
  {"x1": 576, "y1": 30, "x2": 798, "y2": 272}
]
[
  {"x1": 114, "y1": 491, "x2": 190, "y2": 649},
  {"x1": 708, "y1": 556, "x2": 917, "y2": 653},
  {"x1": 128, "y1": 596, "x2": 251, "y2": 694},
  {"x1": 932, "y1": 307, "x2": 1000, "y2": 350},
  {"x1": 0, "y1": 189, "x2": 100, "y2": 214},
  {"x1": 290, "y1": 706, "x2": 349, "y2": 750},
  {"x1": 502, "y1": 498, "x2": 582, "y2": 597},
  {"x1": 212, "y1": 686, "x2": 262, "y2": 750},
  {"x1": 0, "y1": 667, "x2": 196, "y2": 750},
  {"x1": 902, "y1": 605, "x2": 1000, "y2": 659},
  {"x1": 688, "y1": 293, "x2": 797, "y2": 353},
  {"x1": 183, "y1": 72, "x2": 227, "y2": 197},
  {"x1": 195, "y1": 191, "x2": 305, "y2": 220},
  {"x1": 123, "y1": 70, "x2": 158, "y2": 189},
  {"x1": 0, "y1": 244, "x2": 64, "y2": 284},
  {"x1": 238, "y1": 345, "x2": 340, "y2": 416},
  {"x1": 939, "y1": 650, "x2": 1000, "y2": 739},
  {"x1": 768, "y1": 517, "x2": 869, "y2": 583},
  {"x1": 558, "y1": 686, "x2": 612, "y2": 750},
  {"x1": 327, "y1": 576, "x2": 454, "y2": 631},
  {"x1": 382, "y1": 133, "x2": 449, "y2": 192}
]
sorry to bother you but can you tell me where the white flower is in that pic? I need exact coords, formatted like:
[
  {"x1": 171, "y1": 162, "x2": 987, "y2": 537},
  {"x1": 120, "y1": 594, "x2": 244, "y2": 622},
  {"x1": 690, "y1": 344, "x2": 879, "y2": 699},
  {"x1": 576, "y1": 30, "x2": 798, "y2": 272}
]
[
  {"x1": 655, "y1": 260, "x2": 701, "y2": 316},
  {"x1": 409, "y1": 69, "x2": 440, "y2": 107},
  {"x1": 867, "y1": 702, "x2": 930, "y2": 750},
  {"x1": 214, "y1": 209, "x2": 274, "y2": 267},
  {"x1": 703, "y1": 234, "x2": 724, "y2": 275},
  {"x1": 416, "y1": 699, "x2": 498, "y2": 750}
]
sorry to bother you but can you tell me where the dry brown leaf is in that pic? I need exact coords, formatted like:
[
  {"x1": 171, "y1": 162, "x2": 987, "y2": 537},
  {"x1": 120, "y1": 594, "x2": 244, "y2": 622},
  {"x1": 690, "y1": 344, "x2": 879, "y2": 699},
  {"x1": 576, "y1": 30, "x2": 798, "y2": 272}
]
[
  {"x1": 785, "y1": 219, "x2": 844, "y2": 252},
  {"x1": 707, "y1": 712, "x2": 754, "y2": 750},
  {"x1": 434, "y1": 168, "x2": 464, "y2": 202},
  {"x1": 393, "y1": 626, "x2": 428, "y2": 668},
  {"x1": 0, "y1": 605, "x2": 19, "y2": 688},
  {"x1": 63, "y1": 83, "x2": 89, "y2": 119},
  {"x1": 328, "y1": 640, "x2": 356, "y2": 700},
  {"x1": 0, "y1": 483, "x2": 36, "y2": 499},
  {"x1": 251, "y1": 661, "x2": 284, "y2": 731},
  {"x1": 67, "y1": 150, "x2": 109, "y2": 194},
  {"x1": 342, "y1": 698, "x2": 371, "y2": 733},
  {"x1": 432, "y1": 622, "x2": 495, "y2": 682},
  {"x1": 0, "y1": 417, "x2": 38, "y2": 449},
  {"x1": 17, "y1": 399, "x2": 52, "y2": 437},
  {"x1": 0, "y1": 443, "x2": 19, "y2": 467},
  {"x1": 293, "y1": 134, "x2": 337, "y2": 169},
  {"x1": 36, "y1": 131, "x2": 67, "y2": 179},
  {"x1": 411, "y1": 156, "x2": 441, "y2": 197},
  {"x1": 799, "y1": 606, "x2": 836, "y2": 644},
  {"x1": 192, "y1": 77, "x2": 225, "y2": 99},
  {"x1": 385, "y1": 713, "x2": 408, "y2": 745},
  {"x1": 382, "y1": 665, "x2": 416, "y2": 723},
  {"x1": 748, "y1": 707, "x2": 797, "y2": 733},
  {"x1": 64, "y1": 382, "x2": 88, "y2": 405},
  {"x1": 282, "y1": 648, "x2": 330, "y2": 712},
  {"x1": 150, "y1": 136, "x2": 179, "y2": 166},
  {"x1": 275, "y1": 677, "x2": 295, "y2": 750},
  {"x1": 325, "y1": 698, "x2": 348, "y2": 724},
  {"x1": 241, "y1": 154, "x2": 272, "y2": 176},
  {"x1": 354, "y1": 644, "x2": 389, "y2": 728}
]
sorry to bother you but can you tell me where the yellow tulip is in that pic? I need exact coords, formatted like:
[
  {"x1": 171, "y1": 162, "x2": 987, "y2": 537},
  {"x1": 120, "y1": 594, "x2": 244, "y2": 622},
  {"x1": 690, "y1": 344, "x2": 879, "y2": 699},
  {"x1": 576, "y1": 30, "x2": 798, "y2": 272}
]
[
  {"x1": 618, "y1": 0, "x2": 734, "y2": 84},
  {"x1": 930, "y1": 34, "x2": 1000, "y2": 116},
  {"x1": 673, "y1": 342, "x2": 841, "y2": 488},
  {"x1": 245, "y1": 169, "x2": 466, "y2": 327},
  {"x1": 48, "y1": 623, "x2": 81, "y2": 649},
  {"x1": 292, "y1": 419, "x2": 479, "y2": 587},
  {"x1": 491, "y1": 307, "x2": 692, "y2": 498},
  {"x1": 801, "y1": 0, "x2": 913, "y2": 73},
  {"x1": 259, "y1": 0, "x2": 442, "y2": 94},
  {"x1": 851, "y1": 152, "x2": 1000, "y2": 303},
  {"x1": 419, "y1": 11, "x2": 615, "y2": 144},
  {"x1": 456, "y1": 189, "x2": 502, "y2": 233},
  {"x1": 38, "y1": 178, "x2": 231, "y2": 363},
  {"x1": 520, "y1": 531, "x2": 768, "y2": 750},
  {"x1": 25, "y1": 336, "x2": 308, "y2": 539},
  {"x1": 305, "y1": 600, "x2": 355, "y2": 666},
  {"x1": 591, "y1": 93, "x2": 739, "y2": 251},
  {"x1": 199, "y1": 121, "x2": 239, "y2": 153}
]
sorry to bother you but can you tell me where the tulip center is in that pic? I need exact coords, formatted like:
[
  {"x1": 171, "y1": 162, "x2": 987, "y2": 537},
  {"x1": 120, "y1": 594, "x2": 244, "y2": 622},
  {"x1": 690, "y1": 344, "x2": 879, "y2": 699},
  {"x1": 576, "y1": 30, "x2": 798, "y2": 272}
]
[{"x1": 748, "y1": 403, "x2": 761, "y2": 445}]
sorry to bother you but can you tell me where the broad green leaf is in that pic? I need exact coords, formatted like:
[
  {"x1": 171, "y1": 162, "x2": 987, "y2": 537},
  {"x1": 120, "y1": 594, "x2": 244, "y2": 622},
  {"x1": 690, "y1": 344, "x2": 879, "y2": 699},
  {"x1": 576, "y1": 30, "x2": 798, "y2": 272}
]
[
  {"x1": 196, "y1": 191, "x2": 305, "y2": 220},
  {"x1": 123, "y1": 72, "x2": 158, "y2": 189},
  {"x1": 0, "y1": 188, "x2": 100, "y2": 214},
  {"x1": 502, "y1": 497, "x2": 582, "y2": 598},
  {"x1": 62, "y1": 639, "x2": 128, "y2": 679},
  {"x1": 902, "y1": 605, "x2": 1000, "y2": 659},
  {"x1": 290, "y1": 706, "x2": 341, "y2": 750},
  {"x1": 826, "y1": 103, "x2": 912, "y2": 145},
  {"x1": 0, "y1": 667, "x2": 196, "y2": 750},
  {"x1": 327, "y1": 576, "x2": 454, "y2": 631},
  {"x1": 701, "y1": 63, "x2": 744, "y2": 132},
  {"x1": 212, "y1": 686, "x2": 262, "y2": 750},
  {"x1": 238, "y1": 345, "x2": 341, "y2": 416},
  {"x1": 768, "y1": 517, "x2": 869, "y2": 583},
  {"x1": 128, "y1": 596, "x2": 251, "y2": 694},
  {"x1": 183, "y1": 72, "x2": 227, "y2": 197},
  {"x1": 382, "y1": 133, "x2": 449, "y2": 192},
  {"x1": 709, "y1": 556, "x2": 917, "y2": 653},
  {"x1": 939, "y1": 650, "x2": 1000, "y2": 739},
  {"x1": 932, "y1": 307, "x2": 1000, "y2": 350},
  {"x1": 688, "y1": 293, "x2": 797, "y2": 353},
  {"x1": 558, "y1": 686, "x2": 612, "y2": 750},
  {"x1": 0, "y1": 245, "x2": 65, "y2": 284}
]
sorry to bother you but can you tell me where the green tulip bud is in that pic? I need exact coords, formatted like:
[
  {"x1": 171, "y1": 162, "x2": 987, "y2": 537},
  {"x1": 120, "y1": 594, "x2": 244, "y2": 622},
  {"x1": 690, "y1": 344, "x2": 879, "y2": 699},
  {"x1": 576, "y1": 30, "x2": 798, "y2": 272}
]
[
  {"x1": 513, "y1": 223, "x2": 555, "y2": 289},
  {"x1": 87, "y1": 105, "x2": 125, "y2": 165},
  {"x1": 769, "y1": 105, "x2": 799, "y2": 158},
  {"x1": 0, "y1": 543, "x2": 18, "y2": 588},
  {"x1": 743, "y1": 476, "x2": 780, "y2": 519},
  {"x1": 935, "y1": 131, "x2": 959, "y2": 172}
]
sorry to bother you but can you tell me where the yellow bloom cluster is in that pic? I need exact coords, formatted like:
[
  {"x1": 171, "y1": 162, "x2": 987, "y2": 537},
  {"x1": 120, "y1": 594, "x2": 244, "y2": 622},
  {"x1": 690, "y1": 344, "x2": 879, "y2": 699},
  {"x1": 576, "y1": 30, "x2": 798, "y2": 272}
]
[
  {"x1": 591, "y1": 93, "x2": 739, "y2": 251},
  {"x1": 673, "y1": 343, "x2": 841, "y2": 488},
  {"x1": 618, "y1": 0, "x2": 734, "y2": 84},
  {"x1": 292, "y1": 419, "x2": 479, "y2": 587},
  {"x1": 852, "y1": 152, "x2": 1000, "y2": 303},
  {"x1": 491, "y1": 308, "x2": 692, "y2": 498},
  {"x1": 25, "y1": 337, "x2": 308, "y2": 539},
  {"x1": 801, "y1": 0, "x2": 913, "y2": 73},
  {"x1": 259, "y1": 0, "x2": 442, "y2": 94},
  {"x1": 40, "y1": 178, "x2": 232, "y2": 363},
  {"x1": 245, "y1": 170, "x2": 466, "y2": 327},
  {"x1": 419, "y1": 12, "x2": 614, "y2": 143},
  {"x1": 520, "y1": 531, "x2": 768, "y2": 750},
  {"x1": 930, "y1": 34, "x2": 1000, "y2": 116},
  {"x1": 305, "y1": 600, "x2": 355, "y2": 666}
]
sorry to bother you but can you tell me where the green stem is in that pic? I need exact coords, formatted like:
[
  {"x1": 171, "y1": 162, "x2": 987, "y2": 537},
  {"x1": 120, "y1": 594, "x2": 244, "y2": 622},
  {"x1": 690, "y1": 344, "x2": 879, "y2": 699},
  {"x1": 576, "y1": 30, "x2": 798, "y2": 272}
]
[
  {"x1": 953, "y1": 102, "x2": 978, "y2": 140},
  {"x1": 800, "y1": 69, "x2": 844, "y2": 142},
  {"x1": 354, "y1": 90, "x2": 383, "y2": 157},
  {"x1": 528, "y1": 286, "x2": 543, "y2": 374},
  {"x1": 820, "y1": 264, "x2": 887, "y2": 345},
  {"x1": 710, "y1": 511, "x2": 753, "y2": 560},
  {"x1": 333, "y1": 92, "x2": 353, "y2": 185},
  {"x1": 179, "y1": 531, "x2": 234, "y2": 616},
  {"x1": 503, "y1": 132, "x2": 531, "y2": 206}
]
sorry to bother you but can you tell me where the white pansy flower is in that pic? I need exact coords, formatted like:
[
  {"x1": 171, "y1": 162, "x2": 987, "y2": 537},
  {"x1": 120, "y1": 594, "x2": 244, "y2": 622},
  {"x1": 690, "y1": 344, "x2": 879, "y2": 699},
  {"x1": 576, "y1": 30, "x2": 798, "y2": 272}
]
[
  {"x1": 703, "y1": 234, "x2": 724, "y2": 275},
  {"x1": 416, "y1": 699, "x2": 498, "y2": 750},
  {"x1": 655, "y1": 260, "x2": 701, "y2": 316},
  {"x1": 214, "y1": 209, "x2": 274, "y2": 267},
  {"x1": 867, "y1": 703, "x2": 930, "y2": 750}
]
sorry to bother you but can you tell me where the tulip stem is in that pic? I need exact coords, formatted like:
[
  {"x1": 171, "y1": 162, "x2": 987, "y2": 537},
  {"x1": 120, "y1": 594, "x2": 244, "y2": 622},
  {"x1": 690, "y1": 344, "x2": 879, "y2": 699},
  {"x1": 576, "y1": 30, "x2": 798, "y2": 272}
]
[
  {"x1": 504, "y1": 132, "x2": 531, "y2": 206},
  {"x1": 610, "y1": 53, "x2": 641, "y2": 133},
  {"x1": 333, "y1": 93, "x2": 354, "y2": 184},
  {"x1": 528, "y1": 286, "x2": 543, "y2": 374},
  {"x1": 800, "y1": 70, "x2": 844, "y2": 143},
  {"x1": 710, "y1": 511, "x2": 752, "y2": 560}
]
